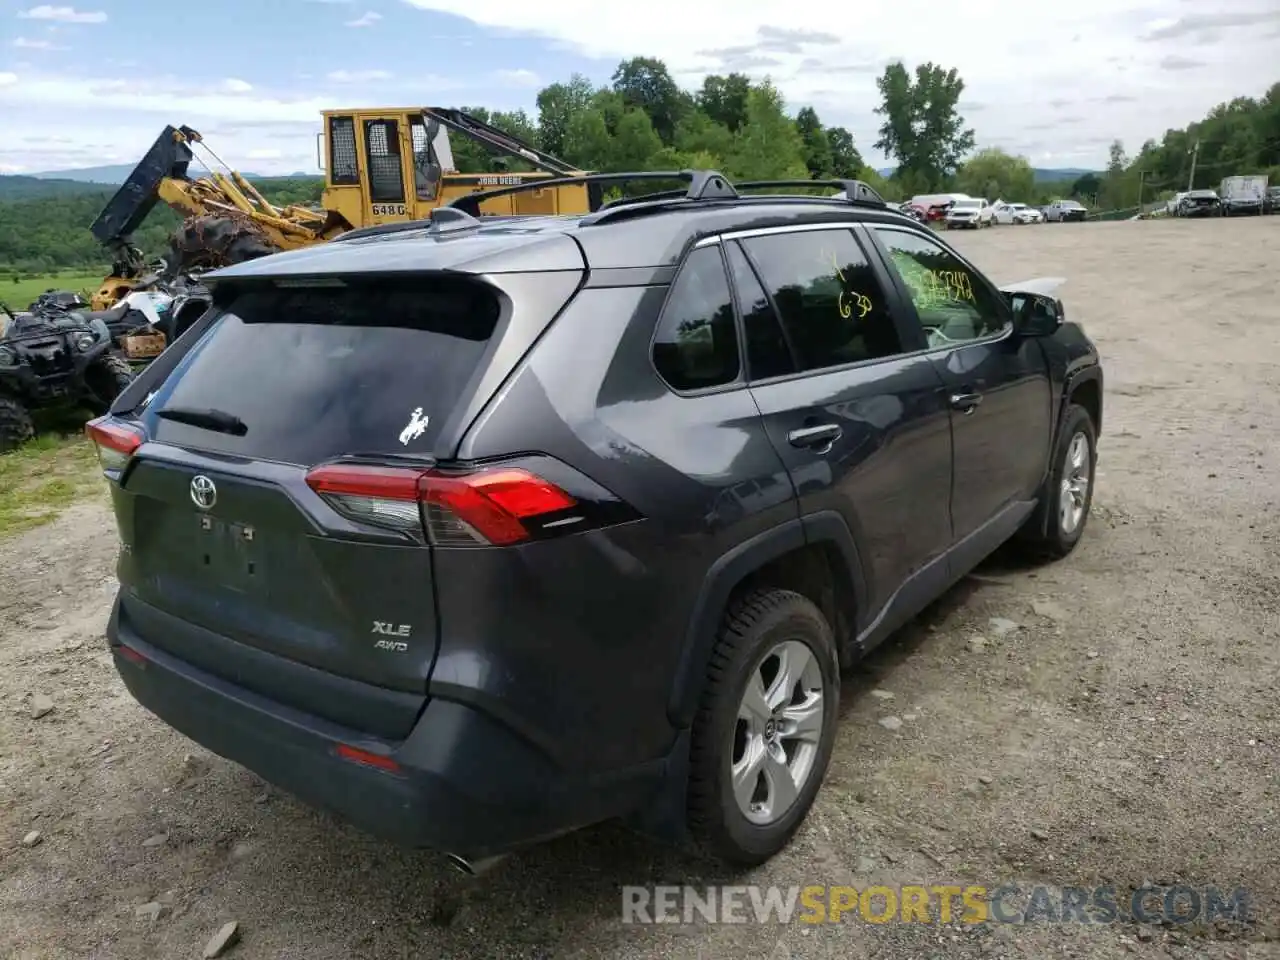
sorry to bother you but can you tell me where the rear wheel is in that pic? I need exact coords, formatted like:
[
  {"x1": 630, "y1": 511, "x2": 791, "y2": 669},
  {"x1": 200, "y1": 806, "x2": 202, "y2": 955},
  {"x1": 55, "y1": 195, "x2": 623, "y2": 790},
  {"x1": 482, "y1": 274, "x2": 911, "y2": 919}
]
[
  {"x1": 84, "y1": 352, "x2": 134, "y2": 411},
  {"x1": 687, "y1": 589, "x2": 839, "y2": 865},
  {"x1": 0, "y1": 397, "x2": 35, "y2": 453}
]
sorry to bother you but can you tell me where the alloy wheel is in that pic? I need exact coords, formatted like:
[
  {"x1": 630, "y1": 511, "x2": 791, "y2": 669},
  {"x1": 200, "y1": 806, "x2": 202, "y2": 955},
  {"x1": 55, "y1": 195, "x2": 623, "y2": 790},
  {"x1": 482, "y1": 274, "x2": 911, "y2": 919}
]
[
  {"x1": 730, "y1": 639, "x2": 826, "y2": 825},
  {"x1": 1060, "y1": 432, "x2": 1092, "y2": 535}
]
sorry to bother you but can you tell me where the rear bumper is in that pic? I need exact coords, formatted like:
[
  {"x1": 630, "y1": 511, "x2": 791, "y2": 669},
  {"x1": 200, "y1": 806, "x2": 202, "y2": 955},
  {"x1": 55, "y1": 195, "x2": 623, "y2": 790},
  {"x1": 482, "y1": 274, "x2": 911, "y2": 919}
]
[{"x1": 107, "y1": 597, "x2": 666, "y2": 858}]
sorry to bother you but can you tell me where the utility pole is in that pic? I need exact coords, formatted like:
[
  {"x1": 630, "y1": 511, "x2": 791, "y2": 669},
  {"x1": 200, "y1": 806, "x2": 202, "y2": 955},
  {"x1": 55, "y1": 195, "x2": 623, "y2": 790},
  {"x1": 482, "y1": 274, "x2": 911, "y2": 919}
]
[
  {"x1": 1187, "y1": 139, "x2": 1200, "y2": 191},
  {"x1": 1137, "y1": 169, "x2": 1145, "y2": 212}
]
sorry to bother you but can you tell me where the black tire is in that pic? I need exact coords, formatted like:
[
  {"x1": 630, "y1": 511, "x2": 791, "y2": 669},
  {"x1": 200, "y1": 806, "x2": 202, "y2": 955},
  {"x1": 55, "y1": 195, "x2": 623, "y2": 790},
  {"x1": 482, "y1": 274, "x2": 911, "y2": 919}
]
[
  {"x1": 84, "y1": 351, "x2": 134, "y2": 411},
  {"x1": 1018, "y1": 403, "x2": 1097, "y2": 559},
  {"x1": 687, "y1": 589, "x2": 840, "y2": 866},
  {"x1": 0, "y1": 396, "x2": 35, "y2": 453},
  {"x1": 167, "y1": 215, "x2": 280, "y2": 277}
]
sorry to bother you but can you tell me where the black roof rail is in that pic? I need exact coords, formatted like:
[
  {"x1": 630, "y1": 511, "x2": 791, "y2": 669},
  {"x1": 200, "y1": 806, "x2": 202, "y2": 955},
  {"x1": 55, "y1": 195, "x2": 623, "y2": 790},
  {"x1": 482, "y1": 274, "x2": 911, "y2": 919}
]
[
  {"x1": 446, "y1": 169, "x2": 898, "y2": 220},
  {"x1": 734, "y1": 179, "x2": 886, "y2": 205},
  {"x1": 444, "y1": 170, "x2": 711, "y2": 216}
]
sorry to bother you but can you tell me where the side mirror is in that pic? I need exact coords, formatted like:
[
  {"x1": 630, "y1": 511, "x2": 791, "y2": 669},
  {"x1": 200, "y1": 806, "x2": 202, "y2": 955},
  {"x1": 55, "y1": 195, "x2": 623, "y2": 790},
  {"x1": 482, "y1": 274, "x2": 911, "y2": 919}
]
[{"x1": 1010, "y1": 292, "x2": 1064, "y2": 336}]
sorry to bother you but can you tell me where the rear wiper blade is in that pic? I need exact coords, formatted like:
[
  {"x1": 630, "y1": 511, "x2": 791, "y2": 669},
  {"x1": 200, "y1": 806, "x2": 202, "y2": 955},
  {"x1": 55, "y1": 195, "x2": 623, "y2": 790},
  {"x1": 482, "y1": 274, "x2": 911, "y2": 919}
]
[{"x1": 155, "y1": 405, "x2": 247, "y2": 436}]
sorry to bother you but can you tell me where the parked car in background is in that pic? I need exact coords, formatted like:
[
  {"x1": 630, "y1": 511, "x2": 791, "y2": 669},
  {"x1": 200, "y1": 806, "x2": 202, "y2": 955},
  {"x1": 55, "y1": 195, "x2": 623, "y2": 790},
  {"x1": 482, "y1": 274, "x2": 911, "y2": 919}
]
[
  {"x1": 1219, "y1": 175, "x2": 1268, "y2": 216},
  {"x1": 945, "y1": 197, "x2": 993, "y2": 229},
  {"x1": 911, "y1": 193, "x2": 965, "y2": 222},
  {"x1": 1165, "y1": 192, "x2": 1187, "y2": 215},
  {"x1": 1265, "y1": 185, "x2": 1280, "y2": 215},
  {"x1": 992, "y1": 201, "x2": 1043, "y2": 225},
  {"x1": 1044, "y1": 200, "x2": 1088, "y2": 222},
  {"x1": 898, "y1": 202, "x2": 928, "y2": 224},
  {"x1": 1175, "y1": 189, "x2": 1221, "y2": 218}
]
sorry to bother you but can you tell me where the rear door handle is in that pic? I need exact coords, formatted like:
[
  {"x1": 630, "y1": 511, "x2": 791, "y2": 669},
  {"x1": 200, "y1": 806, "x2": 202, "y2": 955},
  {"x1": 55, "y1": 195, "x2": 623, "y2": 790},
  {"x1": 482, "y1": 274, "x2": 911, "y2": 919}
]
[
  {"x1": 950, "y1": 392, "x2": 983, "y2": 413},
  {"x1": 787, "y1": 423, "x2": 842, "y2": 449}
]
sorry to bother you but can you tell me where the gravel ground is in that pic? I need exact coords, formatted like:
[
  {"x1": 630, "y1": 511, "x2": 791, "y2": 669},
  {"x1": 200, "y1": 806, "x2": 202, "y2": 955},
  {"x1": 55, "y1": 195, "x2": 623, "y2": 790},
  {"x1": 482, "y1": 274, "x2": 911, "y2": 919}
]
[{"x1": 2, "y1": 217, "x2": 1278, "y2": 960}]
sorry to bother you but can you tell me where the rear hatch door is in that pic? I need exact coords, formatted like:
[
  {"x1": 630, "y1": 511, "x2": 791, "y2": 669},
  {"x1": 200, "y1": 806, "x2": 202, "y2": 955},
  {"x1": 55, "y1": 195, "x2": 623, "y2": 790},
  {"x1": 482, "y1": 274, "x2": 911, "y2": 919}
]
[{"x1": 113, "y1": 273, "x2": 537, "y2": 730}]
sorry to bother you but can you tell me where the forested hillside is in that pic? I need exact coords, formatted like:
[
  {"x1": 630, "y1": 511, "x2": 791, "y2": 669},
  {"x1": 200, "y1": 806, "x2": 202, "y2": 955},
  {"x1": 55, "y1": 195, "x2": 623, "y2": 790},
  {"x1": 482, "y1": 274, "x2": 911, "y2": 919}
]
[
  {"x1": 2, "y1": 55, "x2": 1276, "y2": 275},
  {"x1": 0, "y1": 178, "x2": 324, "y2": 276}
]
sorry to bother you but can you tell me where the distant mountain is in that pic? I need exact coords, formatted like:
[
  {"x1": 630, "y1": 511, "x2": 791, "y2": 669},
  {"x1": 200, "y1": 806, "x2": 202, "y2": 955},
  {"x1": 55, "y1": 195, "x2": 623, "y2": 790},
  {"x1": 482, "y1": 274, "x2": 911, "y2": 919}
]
[
  {"x1": 875, "y1": 165, "x2": 1099, "y2": 184},
  {"x1": 1032, "y1": 167, "x2": 1097, "y2": 183},
  {"x1": 0, "y1": 175, "x2": 116, "y2": 201},
  {"x1": 27, "y1": 163, "x2": 322, "y2": 185}
]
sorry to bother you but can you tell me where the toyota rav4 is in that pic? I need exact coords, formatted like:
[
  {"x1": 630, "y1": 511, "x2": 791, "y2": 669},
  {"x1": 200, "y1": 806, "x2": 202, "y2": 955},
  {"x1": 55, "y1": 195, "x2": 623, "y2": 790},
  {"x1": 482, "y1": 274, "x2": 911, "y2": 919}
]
[{"x1": 88, "y1": 172, "x2": 1103, "y2": 868}]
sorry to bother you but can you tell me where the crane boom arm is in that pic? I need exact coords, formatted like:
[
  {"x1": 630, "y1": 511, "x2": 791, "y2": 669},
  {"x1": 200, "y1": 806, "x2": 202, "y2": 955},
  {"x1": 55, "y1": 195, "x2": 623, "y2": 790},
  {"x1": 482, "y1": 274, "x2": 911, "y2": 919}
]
[{"x1": 422, "y1": 107, "x2": 583, "y2": 176}]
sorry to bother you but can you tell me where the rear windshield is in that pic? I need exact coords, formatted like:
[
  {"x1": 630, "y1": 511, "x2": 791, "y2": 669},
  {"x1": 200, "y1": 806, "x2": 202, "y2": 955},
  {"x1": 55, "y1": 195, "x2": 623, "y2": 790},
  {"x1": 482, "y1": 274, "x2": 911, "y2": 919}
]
[{"x1": 145, "y1": 278, "x2": 501, "y2": 465}]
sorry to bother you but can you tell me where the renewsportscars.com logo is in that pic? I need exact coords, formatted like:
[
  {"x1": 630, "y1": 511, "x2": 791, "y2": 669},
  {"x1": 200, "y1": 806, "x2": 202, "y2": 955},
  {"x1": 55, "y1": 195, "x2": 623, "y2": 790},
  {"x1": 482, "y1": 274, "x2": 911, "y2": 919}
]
[{"x1": 622, "y1": 884, "x2": 1253, "y2": 926}]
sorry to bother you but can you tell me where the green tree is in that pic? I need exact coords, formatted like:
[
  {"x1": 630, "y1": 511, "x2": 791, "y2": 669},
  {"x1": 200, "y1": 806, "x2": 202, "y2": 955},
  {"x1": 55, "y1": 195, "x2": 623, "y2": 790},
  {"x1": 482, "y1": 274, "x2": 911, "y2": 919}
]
[
  {"x1": 535, "y1": 73, "x2": 596, "y2": 159},
  {"x1": 874, "y1": 61, "x2": 975, "y2": 190},
  {"x1": 698, "y1": 73, "x2": 752, "y2": 133},
  {"x1": 795, "y1": 107, "x2": 833, "y2": 178},
  {"x1": 955, "y1": 148, "x2": 1035, "y2": 201},
  {"x1": 1071, "y1": 172, "x2": 1102, "y2": 198},
  {"x1": 611, "y1": 57, "x2": 691, "y2": 145},
  {"x1": 825, "y1": 127, "x2": 865, "y2": 179},
  {"x1": 562, "y1": 106, "x2": 613, "y2": 170},
  {"x1": 726, "y1": 81, "x2": 808, "y2": 182},
  {"x1": 611, "y1": 109, "x2": 664, "y2": 171},
  {"x1": 674, "y1": 111, "x2": 735, "y2": 167}
]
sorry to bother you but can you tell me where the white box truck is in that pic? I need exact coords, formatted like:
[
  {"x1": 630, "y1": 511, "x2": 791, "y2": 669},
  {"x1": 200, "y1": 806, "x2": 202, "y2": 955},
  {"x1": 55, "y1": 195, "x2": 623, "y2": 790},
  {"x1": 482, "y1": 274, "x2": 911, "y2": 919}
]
[{"x1": 1219, "y1": 175, "x2": 1268, "y2": 216}]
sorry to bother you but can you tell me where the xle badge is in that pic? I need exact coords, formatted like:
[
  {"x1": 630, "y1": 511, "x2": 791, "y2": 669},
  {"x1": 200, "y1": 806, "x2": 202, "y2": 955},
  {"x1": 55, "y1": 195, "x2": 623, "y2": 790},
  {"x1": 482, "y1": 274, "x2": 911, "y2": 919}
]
[{"x1": 373, "y1": 621, "x2": 411, "y2": 653}]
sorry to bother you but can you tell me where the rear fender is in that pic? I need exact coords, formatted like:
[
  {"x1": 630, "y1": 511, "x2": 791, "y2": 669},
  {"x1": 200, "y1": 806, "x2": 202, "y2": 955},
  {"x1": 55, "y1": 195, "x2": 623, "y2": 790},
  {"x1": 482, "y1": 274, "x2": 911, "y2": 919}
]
[{"x1": 666, "y1": 512, "x2": 867, "y2": 728}]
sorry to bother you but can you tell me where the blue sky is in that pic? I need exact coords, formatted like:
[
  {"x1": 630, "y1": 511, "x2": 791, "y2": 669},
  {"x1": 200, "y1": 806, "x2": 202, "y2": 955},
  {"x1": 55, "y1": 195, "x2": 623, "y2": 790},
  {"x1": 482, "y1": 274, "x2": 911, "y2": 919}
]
[{"x1": 0, "y1": 0, "x2": 1277, "y2": 175}]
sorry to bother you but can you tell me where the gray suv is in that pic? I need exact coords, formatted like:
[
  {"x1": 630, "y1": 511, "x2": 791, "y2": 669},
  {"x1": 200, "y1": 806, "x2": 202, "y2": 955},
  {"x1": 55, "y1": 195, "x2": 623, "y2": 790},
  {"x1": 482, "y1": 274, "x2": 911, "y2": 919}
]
[{"x1": 88, "y1": 171, "x2": 1104, "y2": 868}]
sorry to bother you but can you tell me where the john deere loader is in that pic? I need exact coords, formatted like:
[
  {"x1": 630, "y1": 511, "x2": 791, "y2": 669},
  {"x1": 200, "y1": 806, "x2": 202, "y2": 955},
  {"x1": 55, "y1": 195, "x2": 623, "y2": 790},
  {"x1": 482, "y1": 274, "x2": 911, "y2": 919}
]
[{"x1": 88, "y1": 108, "x2": 598, "y2": 309}]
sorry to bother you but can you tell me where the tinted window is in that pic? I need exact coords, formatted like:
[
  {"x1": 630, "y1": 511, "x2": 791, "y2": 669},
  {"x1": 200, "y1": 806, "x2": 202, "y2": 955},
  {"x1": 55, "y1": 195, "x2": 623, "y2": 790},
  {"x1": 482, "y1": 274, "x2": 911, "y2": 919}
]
[
  {"x1": 742, "y1": 229, "x2": 902, "y2": 373},
  {"x1": 873, "y1": 228, "x2": 1009, "y2": 348},
  {"x1": 148, "y1": 278, "x2": 499, "y2": 464},
  {"x1": 725, "y1": 242, "x2": 795, "y2": 380},
  {"x1": 652, "y1": 246, "x2": 740, "y2": 391}
]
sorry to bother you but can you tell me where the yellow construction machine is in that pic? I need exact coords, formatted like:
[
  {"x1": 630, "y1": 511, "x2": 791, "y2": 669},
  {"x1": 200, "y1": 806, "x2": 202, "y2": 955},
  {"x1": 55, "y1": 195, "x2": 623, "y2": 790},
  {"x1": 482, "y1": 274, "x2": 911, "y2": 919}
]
[{"x1": 89, "y1": 107, "x2": 595, "y2": 309}]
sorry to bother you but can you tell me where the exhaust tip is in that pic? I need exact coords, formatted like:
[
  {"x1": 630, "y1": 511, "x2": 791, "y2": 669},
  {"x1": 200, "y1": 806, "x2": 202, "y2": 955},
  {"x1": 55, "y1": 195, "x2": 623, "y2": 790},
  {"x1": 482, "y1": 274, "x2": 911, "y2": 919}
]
[{"x1": 445, "y1": 853, "x2": 507, "y2": 878}]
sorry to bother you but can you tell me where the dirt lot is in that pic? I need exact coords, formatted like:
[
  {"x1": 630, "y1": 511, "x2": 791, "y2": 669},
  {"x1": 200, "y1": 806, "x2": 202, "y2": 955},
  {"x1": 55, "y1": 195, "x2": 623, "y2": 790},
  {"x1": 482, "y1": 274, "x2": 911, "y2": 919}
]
[{"x1": 2, "y1": 217, "x2": 1278, "y2": 960}]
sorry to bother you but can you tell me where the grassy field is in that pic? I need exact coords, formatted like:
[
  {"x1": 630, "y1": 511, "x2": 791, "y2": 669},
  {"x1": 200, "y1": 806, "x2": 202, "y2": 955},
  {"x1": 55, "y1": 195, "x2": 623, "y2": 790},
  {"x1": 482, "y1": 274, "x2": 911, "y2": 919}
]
[
  {"x1": 1, "y1": 271, "x2": 106, "y2": 310},
  {"x1": 0, "y1": 418, "x2": 105, "y2": 538}
]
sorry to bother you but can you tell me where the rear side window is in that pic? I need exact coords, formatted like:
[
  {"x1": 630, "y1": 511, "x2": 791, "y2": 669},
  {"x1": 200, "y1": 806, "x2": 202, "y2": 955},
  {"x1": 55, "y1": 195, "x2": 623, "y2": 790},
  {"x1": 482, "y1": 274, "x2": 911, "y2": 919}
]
[
  {"x1": 651, "y1": 245, "x2": 740, "y2": 392},
  {"x1": 148, "y1": 279, "x2": 500, "y2": 465},
  {"x1": 725, "y1": 242, "x2": 795, "y2": 381},
  {"x1": 741, "y1": 229, "x2": 903, "y2": 373}
]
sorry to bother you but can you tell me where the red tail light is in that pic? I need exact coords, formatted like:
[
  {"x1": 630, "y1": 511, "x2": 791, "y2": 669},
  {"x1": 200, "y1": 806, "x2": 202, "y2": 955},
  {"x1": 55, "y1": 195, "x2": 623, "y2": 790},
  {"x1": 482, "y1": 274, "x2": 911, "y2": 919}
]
[
  {"x1": 85, "y1": 417, "x2": 144, "y2": 473},
  {"x1": 305, "y1": 463, "x2": 577, "y2": 546}
]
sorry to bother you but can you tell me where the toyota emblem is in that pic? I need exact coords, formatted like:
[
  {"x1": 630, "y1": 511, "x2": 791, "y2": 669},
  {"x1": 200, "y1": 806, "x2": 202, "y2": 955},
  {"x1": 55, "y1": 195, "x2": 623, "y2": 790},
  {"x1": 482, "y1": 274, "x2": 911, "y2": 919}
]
[{"x1": 190, "y1": 475, "x2": 217, "y2": 510}]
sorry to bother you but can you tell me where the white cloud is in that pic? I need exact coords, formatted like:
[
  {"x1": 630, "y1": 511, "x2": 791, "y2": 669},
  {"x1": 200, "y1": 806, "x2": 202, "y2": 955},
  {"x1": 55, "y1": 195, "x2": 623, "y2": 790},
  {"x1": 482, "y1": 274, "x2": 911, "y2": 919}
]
[
  {"x1": 495, "y1": 67, "x2": 539, "y2": 87},
  {"x1": 345, "y1": 10, "x2": 382, "y2": 26},
  {"x1": 400, "y1": 0, "x2": 1279, "y2": 167},
  {"x1": 0, "y1": 72, "x2": 17, "y2": 86},
  {"x1": 17, "y1": 5, "x2": 107, "y2": 23},
  {"x1": 222, "y1": 77, "x2": 253, "y2": 93},
  {"x1": 13, "y1": 36, "x2": 68, "y2": 49},
  {"x1": 247, "y1": 148, "x2": 283, "y2": 160},
  {"x1": 326, "y1": 68, "x2": 392, "y2": 82}
]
